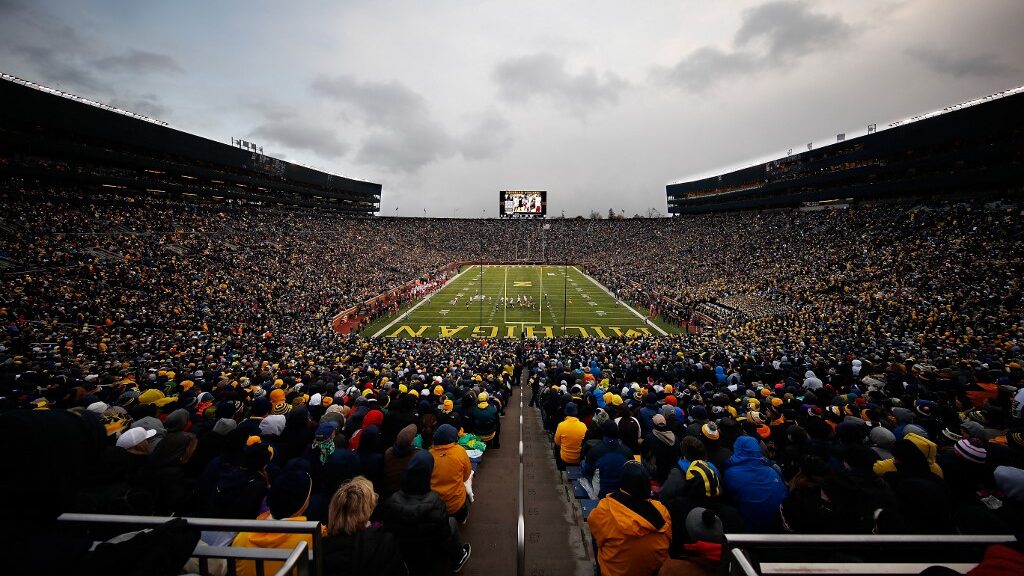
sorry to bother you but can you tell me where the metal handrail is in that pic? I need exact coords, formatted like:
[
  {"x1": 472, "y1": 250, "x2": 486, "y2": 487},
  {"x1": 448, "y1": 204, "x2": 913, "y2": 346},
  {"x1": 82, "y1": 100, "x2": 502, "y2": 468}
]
[
  {"x1": 725, "y1": 534, "x2": 1015, "y2": 545},
  {"x1": 58, "y1": 513, "x2": 323, "y2": 576},
  {"x1": 275, "y1": 541, "x2": 309, "y2": 576},
  {"x1": 723, "y1": 533, "x2": 1016, "y2": 576},
  {"x1": 730, "y1": 548, "x2": 759, "y2": 576},
  {"x1": 516, "y1": 366, "x2": 526, "y2": 576}
]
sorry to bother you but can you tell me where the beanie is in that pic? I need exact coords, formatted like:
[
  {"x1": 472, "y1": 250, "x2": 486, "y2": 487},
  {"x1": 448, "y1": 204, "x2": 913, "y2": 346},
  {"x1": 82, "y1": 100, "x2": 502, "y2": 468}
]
[
  {"x1": 960, "y1": 420, "x2": 986, "y2": 440},
  {"x1": 268, "y1": 470, "x2": 312, "y2": 519},
  {"x1": 869, "y1": 426, "x2": 895, "y2": 448},
  {"x1": 564, "y1": 402, "x2": 578, "y2": 416},
  {"x1": 619, "y1": 461, "x2": 651, "y2": 499},
  {"x1": 433, "y1": 423, "x2": 458, "y2": 445},
  {"x1": 954, "y1": 438, "x2": 987, "y2": 464},
  {"x1": 689, "y1": 405, "x2": 708, "y2": 421},
  {"x1": 212, "y1": 418, "x2": 237, "y2": 435},
  {"x1": 600, "y1": 419, "x2": 619, "y2": 439},
  {"x1": 902, "y1": 424, "x2": 928, "y2": 438},
  {"x1": 701, "y1": 422, "x2": 720, "y2": 441},
  {"x1": 252, "y1": 397, "x2": 272, "y2": 416}
]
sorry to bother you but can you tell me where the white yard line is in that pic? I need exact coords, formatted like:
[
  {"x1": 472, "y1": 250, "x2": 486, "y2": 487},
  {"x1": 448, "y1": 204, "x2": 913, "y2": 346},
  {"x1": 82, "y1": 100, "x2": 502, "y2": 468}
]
[
  {"x1": 371, "y1": 265, "x2": 475, "y2": 337},
  {"x1": 537, "y1": 265, "x2": 544, "y2": 325},
  {"x1": 572, "y1": 266, "x2": 668, "y2": 336}
]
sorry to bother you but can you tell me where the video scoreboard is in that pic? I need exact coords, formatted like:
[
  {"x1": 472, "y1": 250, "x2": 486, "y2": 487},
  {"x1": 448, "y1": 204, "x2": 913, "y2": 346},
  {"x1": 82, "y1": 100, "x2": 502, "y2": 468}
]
[{"x1": 499, "y1": 190, "x2": 546, "y2": 219}]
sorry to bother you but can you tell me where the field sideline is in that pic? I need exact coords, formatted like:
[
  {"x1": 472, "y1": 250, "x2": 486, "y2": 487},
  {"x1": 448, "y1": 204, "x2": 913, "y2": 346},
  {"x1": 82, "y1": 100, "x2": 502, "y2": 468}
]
[{"x1": 365, "y1": 265, "x2": 680, "y2": 339}]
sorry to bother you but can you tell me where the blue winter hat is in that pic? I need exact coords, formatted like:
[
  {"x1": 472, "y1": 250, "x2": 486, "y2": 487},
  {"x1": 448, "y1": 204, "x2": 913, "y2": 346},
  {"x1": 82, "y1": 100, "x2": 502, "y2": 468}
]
[
  {"x1": 433, "y1": 423, "x2": 458, "y2": 445},
  {"x1": 689, "y1": 405, "x2": 708, "y2": 421},
  {"x1": 565, "y1": 402, "x2": 578, "y2": 416},
  {"x1": 315, "y1": 421, "x2": 339, "y2": 441}
]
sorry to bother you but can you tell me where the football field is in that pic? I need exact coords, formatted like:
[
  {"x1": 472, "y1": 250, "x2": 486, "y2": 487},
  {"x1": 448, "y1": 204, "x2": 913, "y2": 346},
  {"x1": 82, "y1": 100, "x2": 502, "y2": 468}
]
[{"x1": 368, "y1": 265, "x2": 673, "y2": 339}]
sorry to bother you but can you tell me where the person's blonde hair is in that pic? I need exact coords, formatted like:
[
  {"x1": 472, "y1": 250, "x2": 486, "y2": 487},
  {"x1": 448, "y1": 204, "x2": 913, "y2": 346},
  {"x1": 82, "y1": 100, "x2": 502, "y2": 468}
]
[{"x1": 327, "y1": 476, "x2": 377, "y2": 536}]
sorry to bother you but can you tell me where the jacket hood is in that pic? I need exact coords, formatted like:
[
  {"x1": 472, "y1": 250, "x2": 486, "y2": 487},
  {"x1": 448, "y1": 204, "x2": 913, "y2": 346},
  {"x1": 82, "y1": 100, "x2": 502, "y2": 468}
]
[
  {"x1": 357, "y1": 425, "x2": 380, "y2": 453},
  {"x1": 247, "y1": 516, "x2": 308, "y2": 547},
  {"x1": 393, "y1": 423, "x2": 418, "y2": 456},
  {"x1": 596, "y1": 495, "x2": 668, "y2": 538},
  {"x1": 728, "y1": 436, "x2": 766, "y2": 465},
  {"x1": 361, "y1": 409, "x2": 384, "y2": 429},
  {"x1": 905, "y1": 432, "x2": 937, "y2": 463},
  {"x1": 402, "y1": 451, "x2": 434, "y2": 495},
  {"x1": 164, "y1": 409, "x2": 189, "y2": 433}
]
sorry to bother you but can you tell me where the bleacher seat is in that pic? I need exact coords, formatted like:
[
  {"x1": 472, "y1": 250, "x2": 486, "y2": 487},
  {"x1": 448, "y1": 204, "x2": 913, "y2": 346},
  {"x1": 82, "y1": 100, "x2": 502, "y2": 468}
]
[
  {"x1": 572, "y1": 479, "x2": 589, "y2": 499},
  {"x1": 580, "y1": 499, "x2": 598, "y2": 521}
]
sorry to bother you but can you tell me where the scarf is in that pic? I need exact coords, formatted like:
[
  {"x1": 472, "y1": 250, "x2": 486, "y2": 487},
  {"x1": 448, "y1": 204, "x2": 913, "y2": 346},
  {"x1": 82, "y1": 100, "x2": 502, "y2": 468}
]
[{"x1": 315, "y1": 439, "x2": 336, "y2": 465}]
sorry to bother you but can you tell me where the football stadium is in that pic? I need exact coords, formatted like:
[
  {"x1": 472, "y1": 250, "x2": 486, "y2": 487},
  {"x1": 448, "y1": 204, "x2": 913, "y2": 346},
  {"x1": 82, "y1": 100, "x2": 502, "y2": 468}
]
[{"x1": 2, "y1": 3, "x2": 1024, "y2": 576}]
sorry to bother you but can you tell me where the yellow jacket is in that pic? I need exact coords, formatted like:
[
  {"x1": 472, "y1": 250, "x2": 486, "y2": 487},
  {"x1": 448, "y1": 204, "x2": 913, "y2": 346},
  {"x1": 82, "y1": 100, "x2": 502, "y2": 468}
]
[
  {"x1": 588, "y1": 495, "x2": 672, "y2": 576},
  {"x1": 873, "y1": 432, "x2": 944, "y2": 478},
  {"x1": 430, "y1": 441, "x2": 472, "y2": 514},
  {"x1": 231, "y1": 513, "x2": 315, "y2": 576},
  {"x1": 555, "y1": 416, "x2": 588, "y2": 464}
]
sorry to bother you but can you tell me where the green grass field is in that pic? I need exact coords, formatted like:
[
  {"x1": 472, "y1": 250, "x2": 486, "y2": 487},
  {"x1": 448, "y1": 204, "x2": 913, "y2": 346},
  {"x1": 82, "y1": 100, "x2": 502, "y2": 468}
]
[{"x1": 365, "y1": 265, "x2": 680, "y2": 339}]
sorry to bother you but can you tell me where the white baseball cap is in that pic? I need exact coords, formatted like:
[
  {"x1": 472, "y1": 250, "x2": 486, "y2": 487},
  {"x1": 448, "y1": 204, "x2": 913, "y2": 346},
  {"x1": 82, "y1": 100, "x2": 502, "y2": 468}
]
[{"x1": 116, "y1": 427, "x2": 157, "y2": 449}]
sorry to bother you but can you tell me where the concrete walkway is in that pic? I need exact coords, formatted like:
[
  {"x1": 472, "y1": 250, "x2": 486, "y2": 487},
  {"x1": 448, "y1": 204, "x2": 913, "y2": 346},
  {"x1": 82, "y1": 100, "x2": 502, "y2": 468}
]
[{"x1": 460, "y1": 386, "x2": 592, "y2": 576}]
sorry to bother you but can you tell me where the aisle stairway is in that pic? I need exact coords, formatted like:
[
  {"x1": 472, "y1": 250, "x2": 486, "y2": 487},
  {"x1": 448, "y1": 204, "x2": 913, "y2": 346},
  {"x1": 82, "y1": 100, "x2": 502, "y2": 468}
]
[{"x1": 460, "y1": 386, "x2": 593, "y2": 576}]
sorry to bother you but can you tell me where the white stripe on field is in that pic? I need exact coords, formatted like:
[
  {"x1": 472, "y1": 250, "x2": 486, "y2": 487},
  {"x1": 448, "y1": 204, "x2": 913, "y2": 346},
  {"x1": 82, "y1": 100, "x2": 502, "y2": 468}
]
[
  {"x1": 371, "y1": 265, "x2": 476, "y2": 337},
  {"x1": 571, "y1": 266, "x2": 669, "y2": 336}
]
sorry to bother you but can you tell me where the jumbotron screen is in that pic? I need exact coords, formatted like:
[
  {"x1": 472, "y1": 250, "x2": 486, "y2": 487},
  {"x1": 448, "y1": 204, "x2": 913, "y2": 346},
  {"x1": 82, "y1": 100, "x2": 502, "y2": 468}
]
[{"x1": 499, "y1": 190, "x2": 546, "y2": 218}]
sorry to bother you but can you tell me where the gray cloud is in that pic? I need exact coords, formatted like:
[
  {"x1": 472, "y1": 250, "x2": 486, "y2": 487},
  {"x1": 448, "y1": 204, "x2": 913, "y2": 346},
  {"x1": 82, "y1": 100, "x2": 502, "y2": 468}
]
[
  {"x1": 10, "y1": 44, "x2": 102, "y2": 91},
  {"x1": 735, "y1": 1, "x2": 853, "y2": 60},
  {"x1": 664, "y1": 47, "x2": 759, "y2": 91},
  {"x1": 665, "y1": 1, "x2": 854, "y2": 91},
  {"x1": 493, "y1": 52, "x2": 627, "y2": 114},
  {"x1": 109, "y1": 92, "x2": 170, "y2": 119},
  {"x1": 312, "y1": 75, "x2": 512, "y2": 172},
  {"x1": 250, "y1": 118, "x2": 350, "y2": 159},
  {"x1": 459, "y1": 111, "x2": 514, "y2": 161},
  {"x1": 310, "y1": 76, "x2": 427, "y2": 128},
  {"x1": 1, "y1": 0, "x2": 178, "y2": 121},
  {"x1": 95, "y1": 50, "x2": 183, "y2": 75},
  {"x1": 906, "y1": 47, "x2": 1016, "y2": 78}
]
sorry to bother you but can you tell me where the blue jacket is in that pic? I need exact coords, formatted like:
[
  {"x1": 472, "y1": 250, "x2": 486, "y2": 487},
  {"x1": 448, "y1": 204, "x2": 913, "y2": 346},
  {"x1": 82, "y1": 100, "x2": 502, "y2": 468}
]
[
  {"x1": 581, "y1": 437, "x2": 633, "y2": 497},
  {"x1": 638, "y1": 405, "x2": 659, "y2": 436},
  {"x1": 722, "y1": 436, "x2": 788, "y2": 531}
]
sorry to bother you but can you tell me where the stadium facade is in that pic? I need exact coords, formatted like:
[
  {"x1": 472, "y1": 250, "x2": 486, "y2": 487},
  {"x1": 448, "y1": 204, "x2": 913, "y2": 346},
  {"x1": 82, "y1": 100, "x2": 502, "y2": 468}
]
[
  {"x1": 0, "y1": 75, "x2": 381, "y2": 215},
  {"x1": 667, "y1": 87, "x2": 1024, "y2": 214}
]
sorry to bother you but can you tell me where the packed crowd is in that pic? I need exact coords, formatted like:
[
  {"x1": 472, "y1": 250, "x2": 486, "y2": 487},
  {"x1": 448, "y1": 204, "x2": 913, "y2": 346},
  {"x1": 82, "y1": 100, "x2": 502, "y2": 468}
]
[
  {"x1": 1, "y1": 181, "x2": 1023, "y2": 574},
  {"x1": 532, "y1": 344, "x2": 1024, "y2": 574}
]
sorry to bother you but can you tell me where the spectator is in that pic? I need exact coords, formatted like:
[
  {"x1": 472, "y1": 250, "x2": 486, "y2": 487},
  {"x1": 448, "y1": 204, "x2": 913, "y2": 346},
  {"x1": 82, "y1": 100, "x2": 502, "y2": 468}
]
[
  {"x1": 429, "y1": 424, "x2": 472, "y2": 524},
  {"x1": 323, "y1": 476, "x2": 407, "y2": 576},
  {"x1": 588, "y1": 461, "x2": 672, "y2": 576},
  {"x1": 722, "y1": 436, "x2": 788, "y2": 532},
  {"x1": 554, "y1": 402, "x2": 587, "y2": 469},
  {"x1": 580, "y1": 420, "x2": 633, "y2": 498},
  {"x1": 380, "y1": 451, "x2": 472, "y2": 575},
  {"x1": 231, "y1": 468, "x2": 314, "y2": 576}
]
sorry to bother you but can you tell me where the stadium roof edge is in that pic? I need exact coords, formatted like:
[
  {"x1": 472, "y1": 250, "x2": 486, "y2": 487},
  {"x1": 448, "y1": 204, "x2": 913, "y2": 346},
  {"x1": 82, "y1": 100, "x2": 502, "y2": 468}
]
[
  {"x1": 0, "y1": 71, "x2": 381, "y2": 189},
  {"x1": 666, "y1": 84, "x2": 1024, "y2": 186}
]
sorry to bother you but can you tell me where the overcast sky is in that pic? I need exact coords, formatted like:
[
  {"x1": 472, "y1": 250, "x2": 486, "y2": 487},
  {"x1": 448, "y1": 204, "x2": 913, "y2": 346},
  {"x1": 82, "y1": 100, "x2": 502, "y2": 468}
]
[{"x1": 2, "y1": 1, "x2": 1021, "y2": 217}]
